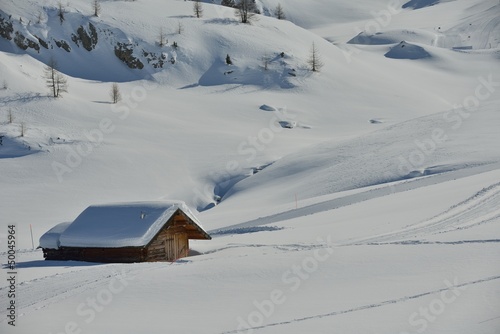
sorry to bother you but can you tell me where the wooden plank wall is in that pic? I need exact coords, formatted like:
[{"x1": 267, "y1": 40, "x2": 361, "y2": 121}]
[
  {"x1": 146, "y1": 227, "x2": 189, "y2": 261},
  {"x1": 43, "y1": 247, "x2": 144, "y2": 263}
]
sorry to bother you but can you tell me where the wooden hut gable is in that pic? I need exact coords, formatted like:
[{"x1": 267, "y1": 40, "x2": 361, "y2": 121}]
[{"x1": 40, "y1": 201, "x2": 210, "y2": 251}]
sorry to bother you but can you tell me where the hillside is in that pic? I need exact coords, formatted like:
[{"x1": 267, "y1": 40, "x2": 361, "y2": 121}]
[{"x1": 0, "y1": 0, "x2": 499, "y2": 333}]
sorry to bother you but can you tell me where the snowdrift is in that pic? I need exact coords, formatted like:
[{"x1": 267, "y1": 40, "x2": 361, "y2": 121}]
[{"x1": 384, "y1": 41, "x2": 432, "y2": 59}]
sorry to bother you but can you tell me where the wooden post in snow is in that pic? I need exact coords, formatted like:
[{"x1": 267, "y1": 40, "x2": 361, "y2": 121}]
[{"x1": 30, "y1": 224, "x2": 34, "y2": 250}]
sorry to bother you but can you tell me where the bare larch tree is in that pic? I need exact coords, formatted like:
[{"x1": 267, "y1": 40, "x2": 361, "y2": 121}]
[
  {"x1": 44, "y1": 58, "x2": 68, "y2": 98},
  {"x1": 158, "y1": 27, "x2": 167, "y2": 47},
  {"x1": 235, "y1": 0, "x2": 257, "y2": 24},
  {"x1": 193, "y1": 0, "x2": 203, "y2": 18},
  {"x1": 57, "y1": 1, "x2": 65, "y2": 24},
  {"x1": 93, "y1": 0, "x2": 101, "y2": 17},
  {"x1": 307, "y1": 42, "x2": 324, "y2": 72},
  {"x1": 110, "y1": 83, "x2": 121, "y2": 104},
  {"x1": 275, "y1": 3, "x2": 285, "y2": 20}
]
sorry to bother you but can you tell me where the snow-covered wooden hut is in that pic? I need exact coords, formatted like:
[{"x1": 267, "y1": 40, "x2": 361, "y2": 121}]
[{"x1": 39, "y1": 201, "x2": 211, "y2": 263}]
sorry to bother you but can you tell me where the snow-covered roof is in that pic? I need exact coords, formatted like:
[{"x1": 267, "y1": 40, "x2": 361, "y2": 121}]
[
  {"x1": 39, "y1": 222, "x2": 71, "y2": 249},
  {"x1": 39, "y1": 201, "x2": 209, "y2": 249}
]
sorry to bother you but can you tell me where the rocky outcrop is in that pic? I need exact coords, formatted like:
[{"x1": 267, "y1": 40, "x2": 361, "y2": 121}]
[
  {"x1": 55, "y1": 39, "x2": 71, "y2": 52},
  {"x1": 14, "y1": 31, "x2": 40, "y2": 52},
  {"x1": 114, "y1": 42, "x2": 144, "y2": 69},
  {"x1": 71, "y1": 23, "x2": 98, "y2": 51},
  {"x1": 0, "y1": 11, "x2": 159, "y2": 73},
  {"x1": 142, "y1": 50, "x2": 166, "y2": 68},
  {"x1": 36, "y1": 35, "x2": 48, "y2": 49},
  {"x1": 0, "y1": 15, "x2": 13, "y2": 40}
]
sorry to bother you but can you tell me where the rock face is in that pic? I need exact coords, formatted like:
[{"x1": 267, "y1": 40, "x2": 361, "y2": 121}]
[
  {"x1": 55, "y1": 39, "x2": 71, "y2": 52},
  {"x1": 114, "y1": 42, "x2": 144, "y2": 69},
  {"x1": 36, "y1": 36, "x2": 49, "y2": 49},
  {"x1": 72, "y1": 23, "x2": 98, "y2": 51},
  {"x1": 0, "y1": 15, "x2": 13, "y2": 40},
  {"x1": 14, "y1": 31, "x2": 40, "y2": 52},
  {"x1": 0, "y1": 11, "x2": 164, "y2": 73},
  {"x1": 142, "y1": 50, "x2": 166, "y2": 68}
]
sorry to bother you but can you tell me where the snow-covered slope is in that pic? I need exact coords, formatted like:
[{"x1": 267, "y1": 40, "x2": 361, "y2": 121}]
[{"x1": 0, "y1": 0, "x2": 499, "y2": 333}]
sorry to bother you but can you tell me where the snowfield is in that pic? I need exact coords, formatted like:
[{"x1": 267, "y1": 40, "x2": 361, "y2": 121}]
[{"x1": 0, "y1": 0, "x2": 499, "y2": 333}]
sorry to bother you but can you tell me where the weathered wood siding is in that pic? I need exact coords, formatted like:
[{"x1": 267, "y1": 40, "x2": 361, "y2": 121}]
[
  {"x1": 43, "y1": 246, "x2": 145, "y2": 263},
  {"x1": 145, "y1": 225, "x2": 188, "y2": 262}
]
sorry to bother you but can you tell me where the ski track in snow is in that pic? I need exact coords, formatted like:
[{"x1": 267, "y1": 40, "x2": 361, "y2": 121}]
[
  {"x1": 213, "y1": 162, "x2": 500, "y2": 237},
  {"x1": 202, "y1": 243, "x2": 325, "y2": 256},
  {"x1": 355, "y1": 180, "x2": 500, "y2": 244},
  {"x1": 0, "y1": 263, "x2": 167, "y2": 322},
  {"x1": 364, "y1": 239, "x2": 500, "y2": 246},
  {"x1": 219, "y1": 275, "x2": 500, "y2": 334}
]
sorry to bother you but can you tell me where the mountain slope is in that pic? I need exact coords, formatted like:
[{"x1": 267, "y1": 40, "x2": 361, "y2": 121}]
[{"x1": 0, "y1": 1, "x2": 499, "y2": 333}]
